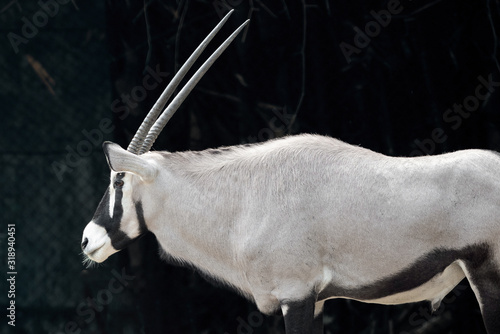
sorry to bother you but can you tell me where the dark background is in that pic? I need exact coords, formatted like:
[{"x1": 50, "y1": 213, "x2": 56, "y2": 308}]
[{"x1": 1, "y1": 0, "x2": 499, "y2": 333}]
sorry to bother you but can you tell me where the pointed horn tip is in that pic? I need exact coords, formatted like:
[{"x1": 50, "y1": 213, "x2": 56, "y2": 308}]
[
  {"x1": 236, "y1": 19, "x2": 250, "y2": 32},
  {"x1": 135, "y1": 15, "x2": 249, "y2": 154},
  {"x1": 220, "y1": 9, "x2": 234, "y2": 21},
  {"x1": 230, "y1": 19, "x2": 250, "y2": 38}
]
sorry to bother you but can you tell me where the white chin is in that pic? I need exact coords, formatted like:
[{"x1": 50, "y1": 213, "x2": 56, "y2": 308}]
[
  {"x1": 86, "y1": 252, "x2": 108, "y2": 263},
  {"x1": 85, "y1": 246, "x2": 117, "y2": 263},
  {"x1": 82, "y1": 221, "x2": 118, "y2": 263}
]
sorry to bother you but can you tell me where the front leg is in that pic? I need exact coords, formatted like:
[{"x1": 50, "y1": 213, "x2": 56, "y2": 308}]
[{"x1": 281, "y1": 297, "x2": 317, "y2": 334}]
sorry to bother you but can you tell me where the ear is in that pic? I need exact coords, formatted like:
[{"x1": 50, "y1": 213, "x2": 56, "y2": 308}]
[{"x1": 102, "y1": 142, "x2": 157, "y2": 182}]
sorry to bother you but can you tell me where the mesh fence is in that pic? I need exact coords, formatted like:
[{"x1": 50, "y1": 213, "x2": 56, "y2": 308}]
[
  {"x1": 1, "y1": 1, "x2": 499, "y2": 334},
  {"x1": 0, "y1": 2, "x2": 267, "y2": 333},
  {"x1": 0, "y1": 1, "x2": 120, "y2": 332}
]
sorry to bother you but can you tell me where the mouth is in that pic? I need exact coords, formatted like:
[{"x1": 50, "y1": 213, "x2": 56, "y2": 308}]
[
  {"x1": 85, "y1": 247, "x2": 100, "y2": 258},
  {"x1": 82, "y1": 221, "x2": 113, "y2": 265},
  {"x1": 82, "y1": 243, "x2": 107, "y2": 264},
  {"x1": 82, "y1": 254, "x2": 98, "y2": 268}
]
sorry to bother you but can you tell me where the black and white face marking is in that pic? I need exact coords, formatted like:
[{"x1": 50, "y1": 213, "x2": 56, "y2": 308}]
[{"x1": 81, "y1": 172, "x2": 148, "y2": 264}]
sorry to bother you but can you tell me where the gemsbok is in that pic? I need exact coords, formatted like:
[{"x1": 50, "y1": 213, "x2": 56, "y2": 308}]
[{"x1": 81, "y1": 10, "x2": 500, "y2": 334}]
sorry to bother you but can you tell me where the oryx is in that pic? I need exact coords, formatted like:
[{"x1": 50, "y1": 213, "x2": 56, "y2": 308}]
[{"x1": 81, "y1": 10, "x2": 500, "y2": 334}]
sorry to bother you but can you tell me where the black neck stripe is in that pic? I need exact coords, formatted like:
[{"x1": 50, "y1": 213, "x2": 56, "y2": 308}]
[{"x1": 135, "y1": 201, "x2": 148, "y2": 235}]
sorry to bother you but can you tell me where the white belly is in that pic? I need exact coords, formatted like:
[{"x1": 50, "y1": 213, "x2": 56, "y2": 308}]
[{"x1": 351, "y1": 261, "x2": 465, "y2": 307}]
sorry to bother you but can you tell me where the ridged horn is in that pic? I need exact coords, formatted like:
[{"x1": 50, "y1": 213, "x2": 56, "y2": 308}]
[
  {"x1": 127, "y1": 9, "x2": 240, "y2": 154},
  {"x1": 136, "y1": 19, "x2": 250, "y2": 155}
]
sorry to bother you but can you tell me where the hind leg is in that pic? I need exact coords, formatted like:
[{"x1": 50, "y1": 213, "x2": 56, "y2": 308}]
[
  {"x1": 477, "y1": 287, "x2": 500, "y2": 334},
  {"x1": 459, "y1": 260, "x2": 500, "y2": 334},
  {"x1": 313, "y1": 300, "x2": 325, "y2": 334},
  {"x1": 471, "y1": 274, "x2": 500, "y2": 334}
]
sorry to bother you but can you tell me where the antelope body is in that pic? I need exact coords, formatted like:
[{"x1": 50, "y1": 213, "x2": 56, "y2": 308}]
[{"x1": 81, "y1": 11, "x2": 500, "y2": 334}]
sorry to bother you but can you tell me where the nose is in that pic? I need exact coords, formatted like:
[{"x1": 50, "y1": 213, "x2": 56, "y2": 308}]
[{"x1": 81, "y1": 237, "x2": 89, "y2": 251}]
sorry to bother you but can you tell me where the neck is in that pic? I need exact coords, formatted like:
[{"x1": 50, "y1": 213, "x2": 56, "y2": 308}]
[{"x1": 141, "y1": 153, "x2": 250, "y2": 294}]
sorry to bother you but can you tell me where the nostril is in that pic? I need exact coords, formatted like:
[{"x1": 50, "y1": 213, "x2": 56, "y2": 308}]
[{"x1": 81, "y1": 238, "x2": 89, "y2": 251}]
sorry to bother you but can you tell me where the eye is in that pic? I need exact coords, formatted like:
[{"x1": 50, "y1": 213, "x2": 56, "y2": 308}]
[{"x1": 114, "y1": 179, "x2": 124, "y2": 188}]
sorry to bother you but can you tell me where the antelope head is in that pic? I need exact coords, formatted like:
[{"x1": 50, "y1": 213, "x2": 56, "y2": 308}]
[{"x1": 81, "y1": 10, "x2": 248, "y2": 265}]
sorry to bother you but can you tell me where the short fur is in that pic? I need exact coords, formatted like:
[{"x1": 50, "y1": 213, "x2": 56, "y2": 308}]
[{"x1": 82, "y1": 134, "x2": 500, "y2": 334}]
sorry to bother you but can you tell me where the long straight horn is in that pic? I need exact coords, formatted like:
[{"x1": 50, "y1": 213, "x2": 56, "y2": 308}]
[
  {"x1": 127, "y1": 9, "x2": 238, "y2": 154},
  {"x1": 139, "y1": 19, "x2": 250, "y2": 155}
]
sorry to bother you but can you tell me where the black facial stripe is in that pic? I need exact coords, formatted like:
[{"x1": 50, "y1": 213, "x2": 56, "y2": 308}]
[
  {"x1": 112, "y1": 175, "x2": 124, "y2": 223},
  {"x1": 92, "y1": 188, "x2": 111, "y2": 222},
  {"x1": 91, "y1": 173, "x2": 146, "y2": 251},
  {"x1": 109, "y1": 230, "x2": 133, "y2": 250},
  {"x1": 108, "y1": 174, "x2": 130, "y2": 250},
  {"x1": 318, "y1": 243, "x2": 491, "y2": 301}
]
